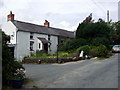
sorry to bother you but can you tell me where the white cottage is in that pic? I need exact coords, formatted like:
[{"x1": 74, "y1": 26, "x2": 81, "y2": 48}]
[
  {"x1": 118, "y1": 1, "x2": 120, "y2": 21},
  {"x1": 2, "y1": 12, "x2": 74, "y2": 61}
]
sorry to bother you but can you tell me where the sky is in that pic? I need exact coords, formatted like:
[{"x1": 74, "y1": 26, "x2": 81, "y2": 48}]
[{"x1": 1, "y1": 0, "x2": 120, "y2": 31}]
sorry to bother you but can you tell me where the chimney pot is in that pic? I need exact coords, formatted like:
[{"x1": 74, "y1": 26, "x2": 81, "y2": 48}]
[
  {"x1": 44, "y1": 20, "x2": 50, "y2": 27},
  {"x1": 7, "y1": 11, "x2": 14, "y2": 21}
]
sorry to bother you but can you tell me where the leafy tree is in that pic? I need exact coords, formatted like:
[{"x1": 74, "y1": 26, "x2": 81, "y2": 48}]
[
  {"x1": 59, "y1": 38, "x2": 87, "y2": 51},
  {"x1": 76, "y1": 22, "x2": 111, "y2": 46},
  {"x1": 2, "y1": 31, "x2": 24, "y2": 86},
  {"x1": 76, "y1": 22, "x2": 111, "y2": 39},
  {"x1": 110, "y1": 21, "x2": 120, "y2": 44}
]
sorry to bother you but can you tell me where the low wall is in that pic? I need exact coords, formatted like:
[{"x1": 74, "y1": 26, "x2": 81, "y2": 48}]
[{"x1": 22, "y1": 57, "x2": 84, "y2": 64}]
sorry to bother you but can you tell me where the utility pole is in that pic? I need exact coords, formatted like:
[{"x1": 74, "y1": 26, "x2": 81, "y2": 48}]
[{"x1": 107, "y1": 10, "x2": 109, "y2": 23}]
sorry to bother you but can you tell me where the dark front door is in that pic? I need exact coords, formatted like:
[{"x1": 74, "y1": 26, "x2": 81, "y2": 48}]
[
  {"x1": 9, "y1": 47, "x2": 14, "y2": 58},
  {"x1": 43, "y1": 44, "x2": 48, "y2": 53}
]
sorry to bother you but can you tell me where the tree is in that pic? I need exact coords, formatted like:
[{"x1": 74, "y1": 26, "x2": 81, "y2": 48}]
[
  {"x1": 110, "y1": 21, "x2": 120, "y2": 44},
  {"x1": 76, "y1": 22, "x2": 111, "y2": 46},
  {"x1": 2, "y1": 31, "x2": 24, "y2": 86},
  {"x1": 83, "y1": 13, "x2": 94, "y2": 23},
  {"x1": 59, "y1": 38, "x2": 87, "y2": 51}
]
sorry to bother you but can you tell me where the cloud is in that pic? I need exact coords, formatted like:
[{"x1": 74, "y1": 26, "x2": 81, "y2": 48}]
[
  {"x1": 0, "y1": 1, "x2": 4, "y2": 8},
  {"x1": 60, "y1": 21, "x2": 70, "y2": 28},
  {"x1": 1, "y1": 0, "x2": 119, "y2": 31}
]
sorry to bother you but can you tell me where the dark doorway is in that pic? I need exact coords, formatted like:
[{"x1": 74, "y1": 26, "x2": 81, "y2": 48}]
[
  {"x1": 9, "y1": 47, "x2": 14, "y2": 58},
  {"x1": 43, "y1": 44, "x2": 48, "y2": 53}
]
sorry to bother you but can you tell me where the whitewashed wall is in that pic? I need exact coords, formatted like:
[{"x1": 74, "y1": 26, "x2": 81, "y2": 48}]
[
  {"x1": 49, "y1": 35, "x2": 58, "y2": 55},
  {"x1": 2, "y1": 21, "x2": 59, "y2": 60},
  {"x1": 16, "y1": 31, "x2": 58, "y2": 60},
  {"x1": 118, "y1": 1, "x2": 120, "y2": 21},
  {"x1": 2, "y1": 21, "x2": 17, "y2": 44},
  {"x1": 34, "y1": 33, "x2": 48, "y2": 51},
  {"x1": 16, "y1": 31, "x2": 30, "y2": 61},
  {"x1": 33, "y1": 33, "x2": 58, "y2": 55}
]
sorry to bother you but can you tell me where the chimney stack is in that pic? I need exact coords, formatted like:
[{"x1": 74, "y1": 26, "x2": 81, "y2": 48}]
[
  {"x1": 7, "y1": 11, "x2": 14, "y2": 21},
  {"x1": 44, "y1": 20, "x2": 50, "y2": 27}
]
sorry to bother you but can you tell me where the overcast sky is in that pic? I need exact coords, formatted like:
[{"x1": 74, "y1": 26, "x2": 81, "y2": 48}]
[{"x1": 1, "y1": 0, "x2": 120, "y2": 31}]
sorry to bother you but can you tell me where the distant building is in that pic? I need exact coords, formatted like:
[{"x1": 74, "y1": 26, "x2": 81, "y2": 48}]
[
  {"x1": 2, "y1": 11, "x2": 75, "y2": 61},
  {"x1": 118, "y1": 1, "x2": 120, "y2": 21}
]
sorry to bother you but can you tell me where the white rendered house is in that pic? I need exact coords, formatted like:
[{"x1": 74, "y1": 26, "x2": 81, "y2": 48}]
[
  {"x1": 2, "y1": 12, "x2": 74, "y2": 61},
  {"x1": 118, "y1": 1, "x2": 120, "y2": 21}
]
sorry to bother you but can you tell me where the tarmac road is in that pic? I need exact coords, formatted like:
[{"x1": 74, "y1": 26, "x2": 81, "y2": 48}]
[{"x1": 23, "y1": 54, "x2": 119, "y2": 88}]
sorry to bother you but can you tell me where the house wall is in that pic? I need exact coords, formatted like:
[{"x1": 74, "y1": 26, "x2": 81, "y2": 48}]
[
  {"x1": 118, "y1": 1, "x2": 120, "y2": 21},
  {"x1": 16, "y1": 31, "x2": 30, "y2": 61},
  {"x1": 2, "y1": 21, "x2": 59, "y2": 60},
  {"x1": 34, "y1": 33, "x2": 58, "y2": 55},
  {"x1": 2, "y1": 21, "x2": 17, "y2": 44},
  {"x1": 34, "y1": 33, "x2": 48, "y2": 51},
  {"x1": 16, "y1": 31, "x2": 58, "y2": 60},
  {"x1": 50, "y1": 35, "x2": 58, "y2": 55}
]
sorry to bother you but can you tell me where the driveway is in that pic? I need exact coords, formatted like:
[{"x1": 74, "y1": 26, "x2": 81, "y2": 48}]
[{"x1": 23, "y1": 54, "x2": 119, "y2": 88}]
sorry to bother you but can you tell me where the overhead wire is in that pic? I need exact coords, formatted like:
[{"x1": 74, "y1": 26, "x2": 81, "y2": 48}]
[{"x1": 91, "y1": 0, "x2": 106, "y2": 15}]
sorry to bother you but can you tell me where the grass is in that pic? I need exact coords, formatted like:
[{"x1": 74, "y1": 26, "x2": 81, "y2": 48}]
[{"x1": 29, "y1": 52, "x2": 74, "y2": 59}]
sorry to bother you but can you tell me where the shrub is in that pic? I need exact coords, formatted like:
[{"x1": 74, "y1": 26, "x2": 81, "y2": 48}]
[
  {"x1": 2, "y1": 31, "x2": 24, "y2": 86},
  {"x1": 96, "y1": 45, "x2": 108, "y2": 57},
  {"x1": 30, "y1": 52, "x2": 35, "y2": 57},
  {"x1": 59, "y1": 38, "x2": 87, "y2": 51},
  {"x1": 77, "y1": 45, "x2": 90, "y2": 55},
  {"x1": 61, "y1": 52, "x2": 69, "y2": 58},
  {"x1": 92, "y1": 37, "x2": 110, "y2": 46},
  {"x1": 89, "y1": 45, "x2": 108, "y2": 57},
  {"x1": 36, "y1": 52, "x2": 47, "y2": 58},
  {"x1": 89, "y1": 46, "x2": 98, "y2": 57}
]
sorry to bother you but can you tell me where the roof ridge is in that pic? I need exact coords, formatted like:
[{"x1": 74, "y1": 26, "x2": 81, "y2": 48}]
[
  {"x1": 12, "y1": 20, "x2": 74, "y2": 33},
  {"x1": 12, "y1": 20, "x2": 45, "y2": 28},
  {"x1": 11, "y1": 20, "x2": 75, "y2": 38}
]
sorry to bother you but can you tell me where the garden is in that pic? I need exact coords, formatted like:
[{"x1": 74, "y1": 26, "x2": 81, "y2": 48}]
[
  {"x1": 22, "y1": 17, "x2": 120, "y2": 64},
  {"x1": 2, "y1": 17, "x2": 120, "y2": 89}
]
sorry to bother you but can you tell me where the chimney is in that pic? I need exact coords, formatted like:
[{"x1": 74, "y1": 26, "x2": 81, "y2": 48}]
[
  {"x1": 7, "y1": 11, "x2": 14, "y2": 21},
  {"x1": 44, "y1": 20, "x2": 50, "y2": 27}
]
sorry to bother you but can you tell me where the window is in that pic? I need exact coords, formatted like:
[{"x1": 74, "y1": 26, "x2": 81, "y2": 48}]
[
  {"x1": 30, "y1": 32, "x2": 34, "y2": 39},
  {"x1": 30, "y1": 41, "x2": 34, "y2": 51},
  {"x1": 48, "y1": 35, "x2": 50, "y2": 41},
  {"x1": 39, "y1": 43, "x2": 41, "y2": 49},
  {"x1": 60, "y1": 38, "x2": 65, "y2": 43}
]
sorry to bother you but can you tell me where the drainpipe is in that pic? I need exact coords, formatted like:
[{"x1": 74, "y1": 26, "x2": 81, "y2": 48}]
[
  {"x1": 56, "y1": 44, "x2": 58, "y2": 63},
  {"x1": 16, "y1": 29, "x2": 18, "y2": 60}
]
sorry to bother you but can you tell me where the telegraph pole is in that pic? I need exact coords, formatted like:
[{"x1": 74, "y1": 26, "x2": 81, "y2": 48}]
[{"x1": 107, "y1": 10, "x2": 109, "y2": 23}]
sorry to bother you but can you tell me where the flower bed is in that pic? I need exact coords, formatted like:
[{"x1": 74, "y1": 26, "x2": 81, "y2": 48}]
[{"x1": 22, "y1": 57, "x2": 84, "y2": 64}]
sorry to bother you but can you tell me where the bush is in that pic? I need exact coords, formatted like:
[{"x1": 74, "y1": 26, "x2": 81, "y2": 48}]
[
  {"x1": 36, "y1": 52, "x2": 48, "y2": 58},
  {"x1": 77, "y1": 45, "x2": 90, "y2": 55},
  {"x1": 89, "y1": 45, "x2": 108, "y2": 57},
  {"x1": 96, "y1": 45, "x2": 108, "y2": 57},
  {"x1": 89, "y1": 46, "x2": 98, "y2": 57},
  {"x1": 2, "y1": 31, "x2": 24, "y2": 86},
  {"x1": 60, "y1": 52, "x2": 69, "y2": 58},
  {"x1": 59, "y1": 38, "x2": 87, "y2": 51},
  {"x1": 92, "y1": 37, "x2": 110, "y2": 46}
]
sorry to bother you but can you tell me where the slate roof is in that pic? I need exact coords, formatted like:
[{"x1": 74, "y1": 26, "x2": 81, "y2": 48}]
[{"x1": 12, "y1": 20, "x2": 75, "y2": 38}]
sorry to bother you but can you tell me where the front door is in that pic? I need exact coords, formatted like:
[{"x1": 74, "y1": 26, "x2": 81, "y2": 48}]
[
  {"x1": 9, "y1": 47, "x2": 14, "y2": 58},
  {"x1": 43, "y1": 44, "x2": 48, "y2": 53}
]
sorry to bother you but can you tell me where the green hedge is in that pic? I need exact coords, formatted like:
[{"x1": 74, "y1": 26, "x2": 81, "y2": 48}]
[
  {"x1": 77, "y1": 45, "x2": 108, "y2": 57},
  {"x1": 76, "y1": 45, "x2": 90, "y2": 55}
]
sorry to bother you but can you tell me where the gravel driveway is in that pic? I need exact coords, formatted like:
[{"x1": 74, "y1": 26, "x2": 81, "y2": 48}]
[{"x1": 23, "y1": 54, "x2": 119, "y2": 88}]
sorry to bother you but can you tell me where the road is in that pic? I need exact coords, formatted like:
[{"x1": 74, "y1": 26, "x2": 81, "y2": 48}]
[{"x1": 23, "y1": 54, "x2": 119, "y2": 88}]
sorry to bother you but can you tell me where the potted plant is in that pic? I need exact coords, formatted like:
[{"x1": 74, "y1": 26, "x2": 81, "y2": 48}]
[{"x1": 11, "y1": 68, "x2": 26, "y2": 89}]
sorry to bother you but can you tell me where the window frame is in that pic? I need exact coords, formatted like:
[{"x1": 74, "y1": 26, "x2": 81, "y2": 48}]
[{"x1": 30, "y1": 32, "x2": 34, "y2": 40}]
